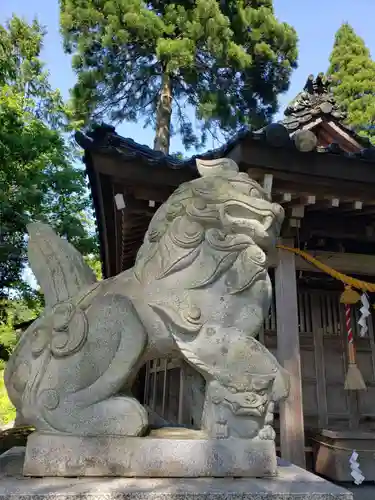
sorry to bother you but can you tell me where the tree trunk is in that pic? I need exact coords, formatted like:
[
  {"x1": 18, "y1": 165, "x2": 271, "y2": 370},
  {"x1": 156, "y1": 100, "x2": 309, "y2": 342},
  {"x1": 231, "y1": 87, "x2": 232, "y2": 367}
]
[{"x1": 153, "y1": 73, "x2": 172, "y2": 154}]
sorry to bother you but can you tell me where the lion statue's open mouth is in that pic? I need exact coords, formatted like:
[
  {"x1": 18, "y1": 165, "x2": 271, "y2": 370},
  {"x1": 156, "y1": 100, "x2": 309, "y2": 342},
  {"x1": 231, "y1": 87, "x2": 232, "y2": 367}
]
[{"x1": 219, "y1": 197, "x2": 284, "y2": 252}]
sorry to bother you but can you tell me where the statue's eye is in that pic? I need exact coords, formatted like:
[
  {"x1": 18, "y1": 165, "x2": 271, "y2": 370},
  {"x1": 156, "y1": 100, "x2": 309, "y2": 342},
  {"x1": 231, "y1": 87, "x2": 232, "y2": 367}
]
[{"x1": 249, "y1": 188, "x2": 262, "y2": 198}]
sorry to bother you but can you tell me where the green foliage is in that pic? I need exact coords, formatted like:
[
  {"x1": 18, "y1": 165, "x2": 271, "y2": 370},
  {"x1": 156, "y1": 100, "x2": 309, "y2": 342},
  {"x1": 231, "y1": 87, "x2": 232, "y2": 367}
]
[
  {"x1": 0, "y1": 370, "x2": 16, "y2": 426},
  {"x1": 0, "y1": 15, "x2": 98, "y2": 302},
  {"x1": 0, "y1": 323, "x2": 17, "y2": 361},
  {"x1": 0, "y1": 296, "x2": 43, "y2": 361},
  {"x1": 84, "y1": 255, "x2": 103, "y2": 280},
  {"x1": 327, "y1": 23, "x2": 375, "y2": 144},
  {"x1": 60, "y1": 0, "x2": 298, "y2": 150}
]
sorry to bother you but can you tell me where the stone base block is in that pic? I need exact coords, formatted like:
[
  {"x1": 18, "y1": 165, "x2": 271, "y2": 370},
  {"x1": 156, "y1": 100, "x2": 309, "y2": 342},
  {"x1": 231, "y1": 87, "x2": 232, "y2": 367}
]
[
  {"x1": 23, "y1": 432, "x2": 276, "y2": 477},
  {"x1": 0, "y1": 461, "x2": 353, "y2": 500}
]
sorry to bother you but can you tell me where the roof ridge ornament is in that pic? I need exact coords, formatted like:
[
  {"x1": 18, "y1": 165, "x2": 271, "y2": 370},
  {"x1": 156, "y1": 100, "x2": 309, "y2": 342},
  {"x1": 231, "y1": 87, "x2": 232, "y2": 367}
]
[
  {"x1": 282, "y1": 72, "x2": 347, "y2": 134},
  {"x1": 303, "y1": 72, "x2": 332, "y2": 95},
  {"x1": 284, "y1": 72, "x2": 342, "y2": 118}
]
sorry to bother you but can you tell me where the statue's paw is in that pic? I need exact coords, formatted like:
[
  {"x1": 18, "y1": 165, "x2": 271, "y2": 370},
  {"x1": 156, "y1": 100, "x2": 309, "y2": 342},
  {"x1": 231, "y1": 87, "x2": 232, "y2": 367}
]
[
  {"x1": 257, "y1": 425, "x2": 275, "y2": 441},
  {"x1": 66, "y1": 396, "x2": 148, "y2": 436}
]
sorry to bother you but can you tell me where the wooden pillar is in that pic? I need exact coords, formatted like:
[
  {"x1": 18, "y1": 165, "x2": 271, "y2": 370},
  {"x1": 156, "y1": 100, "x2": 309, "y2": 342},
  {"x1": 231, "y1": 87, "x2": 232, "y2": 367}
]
[
  {"x1": 310, "y1": 294, "x2": 328, "y2": 428},
  {"x1": 275, "y1": 240, "x2": 306, "y2": 468}
]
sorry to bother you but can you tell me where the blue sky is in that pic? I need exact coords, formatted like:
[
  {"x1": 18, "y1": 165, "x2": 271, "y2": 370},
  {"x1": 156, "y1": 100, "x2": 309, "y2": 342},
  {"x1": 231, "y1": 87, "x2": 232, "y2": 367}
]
[{"x1": 1, "y1": 0, "x2": 374, "y2": 154}]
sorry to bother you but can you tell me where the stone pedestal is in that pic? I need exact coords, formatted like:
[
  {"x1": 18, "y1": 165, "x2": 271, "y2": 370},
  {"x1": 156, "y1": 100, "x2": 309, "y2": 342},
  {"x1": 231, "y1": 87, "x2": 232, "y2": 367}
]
[
  {"x1": 0, "y1": 460, "x2": 352, "y2": 500},
  {"x1": 23, "y1": 432, "x2": 277, "y2": 478}
]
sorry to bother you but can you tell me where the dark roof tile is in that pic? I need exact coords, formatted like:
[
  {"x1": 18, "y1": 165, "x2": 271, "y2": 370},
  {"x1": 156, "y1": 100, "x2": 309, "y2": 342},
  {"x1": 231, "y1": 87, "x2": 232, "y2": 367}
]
[{"x1": 76, "y1": 124, "x2": 253, "y2": 171}]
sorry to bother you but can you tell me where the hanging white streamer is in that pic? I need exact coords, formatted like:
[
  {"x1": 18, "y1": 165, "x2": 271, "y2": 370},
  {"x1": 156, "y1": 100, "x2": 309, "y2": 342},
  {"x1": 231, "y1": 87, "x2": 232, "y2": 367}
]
[
  {"x1": 358, "y1": 293, "x2": 370, "y2": 337},
  {"x1": 349, "y1": 450, "x2": 365, "y2": 485}
]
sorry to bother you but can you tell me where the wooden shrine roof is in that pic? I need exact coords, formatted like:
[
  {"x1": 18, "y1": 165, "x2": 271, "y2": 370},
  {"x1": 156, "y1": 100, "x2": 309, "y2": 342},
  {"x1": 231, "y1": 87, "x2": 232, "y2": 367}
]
[
  {"x1": 77, "y1": 121, "x2": 375, "y2": 177},
  {"x1": 76, "y1": 79, "x2": 375, "y2": 279},
  {"x1": 280, "y1": 73, "x2": 373, "y2": 151}
]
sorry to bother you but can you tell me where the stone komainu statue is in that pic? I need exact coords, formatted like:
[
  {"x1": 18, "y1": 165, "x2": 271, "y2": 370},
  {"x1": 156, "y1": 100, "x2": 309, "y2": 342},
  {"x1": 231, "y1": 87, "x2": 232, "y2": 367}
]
[{"x1": 5, "y1": 158, "x2": 289, "y2": 443}]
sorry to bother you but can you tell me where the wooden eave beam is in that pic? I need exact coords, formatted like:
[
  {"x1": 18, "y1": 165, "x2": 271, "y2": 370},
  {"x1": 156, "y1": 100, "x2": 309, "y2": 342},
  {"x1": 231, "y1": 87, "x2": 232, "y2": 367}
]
[
  {"x1": 90, "y1": 143, "x2": 375, "y2": 200},
  {"x1": 289, "y1": 118, "x2": 323, "y2": 136},
  {"x1": 130, "y1": 184, "x2": 174, "y2": 203},
  {"x1": 324, "y1": 120, "x2": 362, "y2": 152},
  {"x1": 256, "y1": 175, "x2": 374, "y2": 223},
  {"x1": 226, "y1": 143, "x2": 242, "y2": 163},
  {"x1": 92, "y1": 153, "x2": 196, "y2": 188},
  {"x1": 306, "y1": 198, "x2": 341, "y2": 211},
  {"x1": 269, "y1": 250, "x2": 375, "y2": 276},
  {"x1": 317, "y1": 122, "x2": 358, "y2": 153},
  {"x1": 240, "y1": 140, "x2": 375, "y2": 185}
]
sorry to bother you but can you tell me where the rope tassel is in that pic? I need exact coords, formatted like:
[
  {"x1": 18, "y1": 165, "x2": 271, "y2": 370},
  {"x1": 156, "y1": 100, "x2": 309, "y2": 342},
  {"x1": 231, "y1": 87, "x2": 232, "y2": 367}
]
[{"x1": 343, "y1": 303, "x2": 366, "y2": 391}]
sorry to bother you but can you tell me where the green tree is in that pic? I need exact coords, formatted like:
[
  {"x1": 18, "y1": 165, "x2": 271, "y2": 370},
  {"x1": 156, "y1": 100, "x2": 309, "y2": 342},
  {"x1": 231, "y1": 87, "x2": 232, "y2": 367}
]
[
  {"x1": 327, "y1": 23, "x2": 375, "y2": 144},
  {"x1": 0, "y1": 16, "x2": 97, "y2": 303},
  {"x1": 84, "y1": 255, "x2": 103, "y2": 281},
  {"x1": 0, "y1": 296, "x2": 43, "y2": 363},
  {"x1": 60, "y1": 0, "x2": 298, "y2": 153}
]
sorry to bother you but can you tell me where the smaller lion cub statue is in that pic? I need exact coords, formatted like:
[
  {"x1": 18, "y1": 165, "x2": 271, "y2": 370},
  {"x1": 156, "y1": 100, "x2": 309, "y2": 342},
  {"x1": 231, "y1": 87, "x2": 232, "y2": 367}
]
[{"x1": 5, "y1": 157, "x2": 288, "y2": 447}]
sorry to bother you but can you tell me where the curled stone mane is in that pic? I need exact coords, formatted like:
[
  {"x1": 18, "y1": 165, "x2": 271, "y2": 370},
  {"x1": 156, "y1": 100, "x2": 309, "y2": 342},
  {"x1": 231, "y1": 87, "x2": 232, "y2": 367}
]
[{"x1": 133, "y1": 172, "x2": 271, "y2": 295}]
